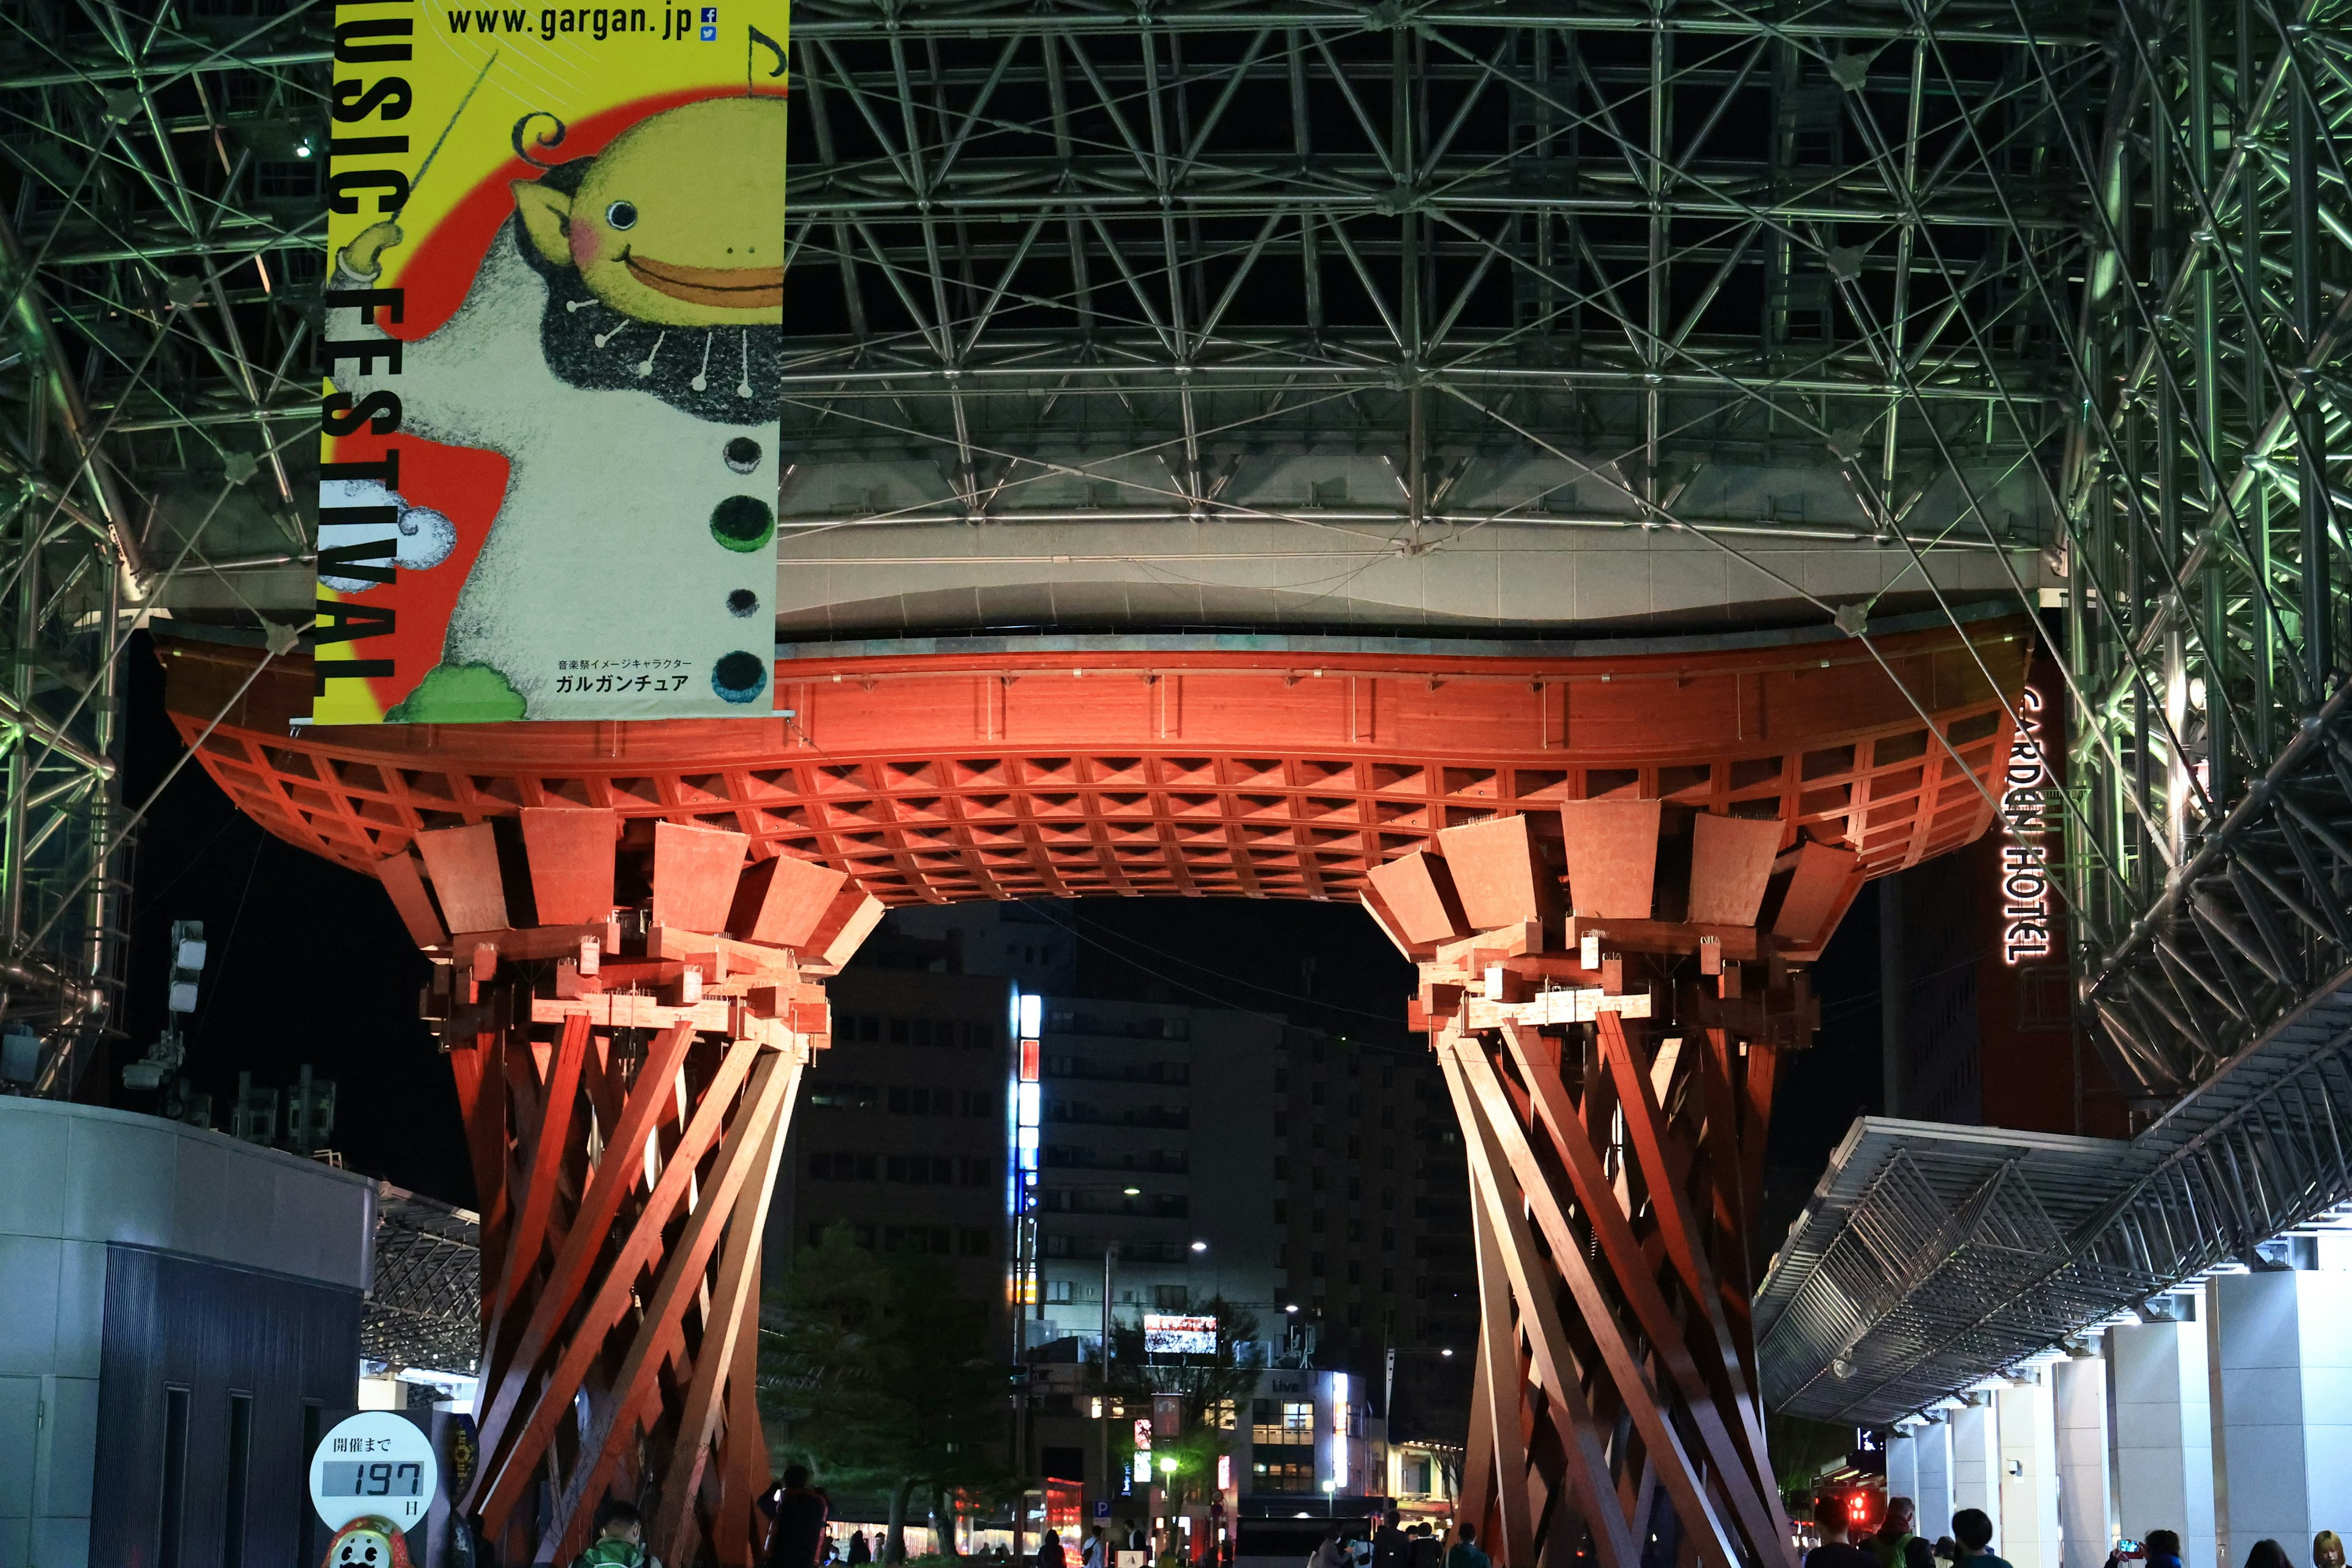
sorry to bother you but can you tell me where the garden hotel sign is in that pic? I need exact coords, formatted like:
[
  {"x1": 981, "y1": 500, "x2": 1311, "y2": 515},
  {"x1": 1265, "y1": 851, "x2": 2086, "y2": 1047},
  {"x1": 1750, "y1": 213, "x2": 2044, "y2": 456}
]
[
  {"x1": 1999, "y1": 686, "x2": 2056, "y2": 965},
  {"x1": 316, "y1": 0, "x2": 790, "y2": 723}
]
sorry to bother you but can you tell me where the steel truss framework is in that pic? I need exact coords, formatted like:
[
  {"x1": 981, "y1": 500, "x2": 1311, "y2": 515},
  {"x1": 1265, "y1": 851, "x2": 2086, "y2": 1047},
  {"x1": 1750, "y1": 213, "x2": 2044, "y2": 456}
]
[
  {"x1": 366, "y1": 1178, "x2": 486, "y2": 1376},
  {"x1": 2, "y1": 0, "x2": 2347, "y2": 1518},
  {"x1": 2059, "y1": 0, "x2": 2352, "y2": 1106},
  {"x1": 0, "y1": 0, "x2": 2109, "y2": 1049},
  {"x1": 1756, "y1": 965, "x2": 2352, "y2": 1423}
]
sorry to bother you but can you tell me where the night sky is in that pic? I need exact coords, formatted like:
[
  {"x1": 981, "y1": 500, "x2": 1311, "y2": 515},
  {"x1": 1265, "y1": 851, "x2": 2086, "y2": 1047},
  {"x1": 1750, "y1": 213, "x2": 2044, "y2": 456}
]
[{"x1": 116, "y1": 633, "x2": 1887, "y2": 1218}]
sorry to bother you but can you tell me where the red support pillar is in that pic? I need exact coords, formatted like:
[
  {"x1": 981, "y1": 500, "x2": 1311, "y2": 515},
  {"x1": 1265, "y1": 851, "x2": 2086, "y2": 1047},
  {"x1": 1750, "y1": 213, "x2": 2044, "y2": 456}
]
[
  {"x1": 394, "y1": 810, "x2": 881, "y2": 1564},
  {"x1": 1374, "y1": 809, "x2": 1828, "y2": 1568}
]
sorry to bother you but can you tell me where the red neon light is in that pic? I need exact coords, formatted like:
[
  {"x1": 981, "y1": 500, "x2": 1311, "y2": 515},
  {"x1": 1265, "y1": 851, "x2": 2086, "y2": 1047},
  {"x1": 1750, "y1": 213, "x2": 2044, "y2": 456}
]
[{"x1": 1020, "y1": 1039, "x2": 1040, "y2": 1082}]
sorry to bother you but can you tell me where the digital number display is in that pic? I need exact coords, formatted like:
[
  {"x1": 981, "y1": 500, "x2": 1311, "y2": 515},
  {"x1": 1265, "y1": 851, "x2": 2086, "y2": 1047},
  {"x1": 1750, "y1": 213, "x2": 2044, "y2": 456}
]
[{"x1": 320, "y1": 1460, "x2": 425, "y2": 1498}]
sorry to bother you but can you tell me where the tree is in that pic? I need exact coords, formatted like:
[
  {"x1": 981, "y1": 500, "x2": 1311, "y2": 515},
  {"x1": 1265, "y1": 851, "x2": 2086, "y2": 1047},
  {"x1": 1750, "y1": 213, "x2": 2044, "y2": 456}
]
[
  {"x1": 762, "y1": 1224, "x2": 1016, "y2": 1562},
  {"x1": 1102, "y1": 1301, "x2": 1263, "y2": 1520}
]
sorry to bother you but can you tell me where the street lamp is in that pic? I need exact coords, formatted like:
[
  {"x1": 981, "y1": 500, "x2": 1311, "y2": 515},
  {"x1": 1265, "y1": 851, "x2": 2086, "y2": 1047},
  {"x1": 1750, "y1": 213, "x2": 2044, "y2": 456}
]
[{"x1": 1189, "y1": 1240, "x2": 1207, "y2": 1253}]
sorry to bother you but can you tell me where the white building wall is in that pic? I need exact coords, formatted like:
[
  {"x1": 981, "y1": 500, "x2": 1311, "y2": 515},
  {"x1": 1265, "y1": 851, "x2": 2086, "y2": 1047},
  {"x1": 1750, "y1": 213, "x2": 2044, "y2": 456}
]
[
  {"x1": 2211, "y1": 1270, "x2": 2352, "y2": 1564},
  {"x1": 1998, "y1": 1376, "x2": 2062, "y2": 1568},
  {"x1": 0, "y1": 1098, "x2": 373, "y2": 1568},
  {"x1": 1952, "y1": 1399, "x2": 2002, "y2": 1530},
  {"x1": 2109, "y1": 1316, "x2": 2216, "y2": 1568},
  {"x1": 1888, "y1": 1429, "x2": 1920, "y2": 1514},
  {"x1": 1914, "y1": 1417, "x2": 1955, "y2": 1542},
  {"x1": 2052, "y1": 1355, "x2": 2114, "y2": 1568}
]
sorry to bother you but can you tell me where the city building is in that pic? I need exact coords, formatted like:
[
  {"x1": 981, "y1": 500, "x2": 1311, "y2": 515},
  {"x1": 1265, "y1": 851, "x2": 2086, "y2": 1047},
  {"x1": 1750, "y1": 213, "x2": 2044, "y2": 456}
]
[
  {"x1": 766, "y1": 965, "x2": 1017, "y2": 1331},
  {"x1": 1025, "y1": 997, "x2": 1286, "y2": 1345},
  {"x1": 1271, "y1": 1032, "x2": 1476, "y2": 1402},
  {"x1": 884, "y1": 900, "x2": 1080, "y2": 994},
  {"x1": 0, "y1": 1096, "x2": 374, "y2": 1567}
]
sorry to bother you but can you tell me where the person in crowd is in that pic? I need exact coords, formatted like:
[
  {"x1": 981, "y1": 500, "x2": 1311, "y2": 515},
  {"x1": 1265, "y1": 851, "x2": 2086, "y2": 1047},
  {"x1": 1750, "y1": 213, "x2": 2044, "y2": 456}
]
[
  {"x1": 759, "y1": 1466, "x2": 832, "y2": 1568},
  {"x1": 1373, "y1": 1515, "x2": 1411, "y2": 1568},
  {"x1": 2139, "y1": 1530, "x2": 2182, "y2": 1568},
  {"x1": 1932, "y1": 1540, "x2": 1958, "y2": 1565},
  {"x1": 1951, "y1": 1509, "x2": 2010, "y2": 1568},
  {"x1": 574, "y1": 1499, "x2": 665, "y2": 1568},
  {"x1": 1311, "y1": 1526, "x2": 1352, "y2": 1568},
  {"x1": 1085, "y1": 1525, "x2": 1111, "y2": 1568},
  {"x1": 1039, "y1": 1529, "x2": 1067, "y2": 1568},
  {"x1": 1804, "y1": 1494, "x2": 1875, "y2": 1568},
  {"x1": 2246, "y1": 1544, "x2": 2296, "y2": 1568},
  {"x1": 2315, "y1": 1534, "x2": 2345, "y2": 1568},
  {"x1": 1446, "y1": 1524, "x2": 1491, "y2": 1568},
  {"x1": 1871, "y1": 1497, "x2": 1935, "y2": 1568},
  {"x1": 849, "y1": 1532, "x2": 873, "y2": 1566}
]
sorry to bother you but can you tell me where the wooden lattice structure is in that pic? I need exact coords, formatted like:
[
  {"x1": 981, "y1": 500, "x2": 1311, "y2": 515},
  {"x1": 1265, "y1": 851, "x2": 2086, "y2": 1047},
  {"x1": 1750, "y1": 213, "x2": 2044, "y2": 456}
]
[
  {"x1": 156, "y1": 620, "x2": 2035, "y2": 1566},
  {"x1": 390, "y1": 809, "x2": 878, "y2": 1564},
  {"x1": 1370, "y1": 811, "x2": 1825, "y2": 1568}
]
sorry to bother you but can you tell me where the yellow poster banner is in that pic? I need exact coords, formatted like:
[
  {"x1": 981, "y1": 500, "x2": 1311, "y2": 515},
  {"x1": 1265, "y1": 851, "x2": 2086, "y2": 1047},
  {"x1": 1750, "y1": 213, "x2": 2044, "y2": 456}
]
[{"x1": 317, "y1": 0, "x2": 789, "y2": 723}]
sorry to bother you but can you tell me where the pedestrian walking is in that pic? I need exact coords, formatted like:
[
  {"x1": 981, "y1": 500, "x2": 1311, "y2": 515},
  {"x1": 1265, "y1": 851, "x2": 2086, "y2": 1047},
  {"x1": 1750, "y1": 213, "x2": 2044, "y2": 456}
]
[
  {"x1": 1310, "y1": 1527, "x2": 1352, "y2": 1568},
  {"x1": 850, "y1": 1532, "x2": 873, "y2": 1566},
  {"x1": 1445, "y1": 1525, "x2": 1490, "y2": 1568},
  {"x1": 1374, "y1": 1517, "x2": 1410, "y2": 1568},
  {"x1": 1804, "y1": 1495, "x2": 1874, "y2": 1568},
  {"x1": 2247, "y1": 1544, "x2": 2296, "y2": 1568},
  {"x1": 1040, "y1": 1530, "x2": 1068, "y2": 1568},
  {"x1": 759, "y1": 1466, "x2": 832, "y2": 1568},
  {"x1": 1870, "y1": 1498, "x2": 1936, "y2": 1568},
  {"x1": 2316, "y1": 1534, "x2": 2345, "y2": 1568},
  {"x1": 572, "y1": 1499, "x2": 665, "y2": 1568},
  {"x1": 1409, "y1": 1525, "x2": 1442, "y2": 1568},
  {"x1": 1086, "y1": 1525, "x2": 1112, "y2": 1568},
  {"x1": 1950, "y1": 1509, "x2": 2011, "y2": 1568}
]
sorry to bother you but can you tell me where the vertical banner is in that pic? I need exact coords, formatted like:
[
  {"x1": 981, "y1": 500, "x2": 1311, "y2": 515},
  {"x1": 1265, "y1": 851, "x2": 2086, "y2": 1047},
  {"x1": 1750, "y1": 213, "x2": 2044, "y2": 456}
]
[{"x1": 317, "y1": 0, "x2": 789, "y2": 723}]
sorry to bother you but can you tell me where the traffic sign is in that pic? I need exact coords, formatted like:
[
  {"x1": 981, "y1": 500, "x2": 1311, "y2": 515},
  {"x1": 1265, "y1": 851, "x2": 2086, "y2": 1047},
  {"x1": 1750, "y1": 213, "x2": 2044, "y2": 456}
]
[
  {"x1": 1095, "y1": 1502, "x2": 1114, "y2": 1520},
  {"x1": 307, "y1": 1411, "x2": 439, "y2": 1533}
]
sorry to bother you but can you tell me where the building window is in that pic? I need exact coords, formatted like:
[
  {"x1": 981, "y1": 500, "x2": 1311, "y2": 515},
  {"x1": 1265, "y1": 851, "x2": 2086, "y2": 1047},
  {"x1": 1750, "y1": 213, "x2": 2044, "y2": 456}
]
[
  {"x1": 1381, "y1": 1269, "x2": 1395, "y2": 1292},
  {"x1": 1347, "y1": 1262, "x2": 1361, "y2": 1284},
  {"x1": 811, "y1": 1152, "x2": 876, "y2": 1181},
  {"x1": 1047, "y1": 1279, "x2": 1076, "y2": 1303},
  {"x1": 1153, "y1": 1284, "x2": 1189, "y2": 1310},
  {"x1": 884, "y1": 1154, "x2": 955, "y2": 1184},
  {"x1": 1346, "y1": 1177, "x2": 1362, "y2": 1200},
  {"x1": 959, "y1": 1227, "x2": 996, "y2": 1257},
  {"x1": 1311, "y1": 1083, "x2": 1325, "y2": 1106},
  {"x1": 1273, "y1": 1155, "x2": 1287, "y2": 1179},
  {"x1": 222, "y1": 1392, "x2": 252, "y2": 1568},
  {"x1": 1346, "y1": 1219, "x2": 1361, "y2": 1243},
  {"x1": 1311, "y1": 1210, "x2": 1325, "y2": 1234},
  {"x1": 159, "y1": 1384, "x2": 190, "y2": 1568},
  {"x1": 883, "y1": 1224, "x2": 952, "y2": 1254},
  {"x1": 1311, "y1": 1251, "x2": 1327, "y2": 1276}
]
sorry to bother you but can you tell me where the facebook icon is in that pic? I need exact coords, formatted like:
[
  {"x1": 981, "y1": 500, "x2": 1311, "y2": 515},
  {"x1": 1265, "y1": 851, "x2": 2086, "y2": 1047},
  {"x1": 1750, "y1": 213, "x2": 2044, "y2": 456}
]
[{"x1": 699, "y1": 4, "x2": 717, "y2": 37}]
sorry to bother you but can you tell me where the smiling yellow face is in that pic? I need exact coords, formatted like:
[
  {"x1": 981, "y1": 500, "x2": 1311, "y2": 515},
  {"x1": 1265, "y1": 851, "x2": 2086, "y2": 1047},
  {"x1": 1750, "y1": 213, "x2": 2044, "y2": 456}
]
[{"x1": 514, "y1": 97, "x2": 787, "y2": 327}]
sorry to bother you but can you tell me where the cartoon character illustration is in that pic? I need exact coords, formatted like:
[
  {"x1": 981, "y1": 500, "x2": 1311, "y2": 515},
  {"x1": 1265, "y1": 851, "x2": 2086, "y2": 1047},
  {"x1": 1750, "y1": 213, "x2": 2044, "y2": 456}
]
[
  {"x1": 325, "y1": 1517, "x2": 415, "y2": 1568},
  {"x1": 326, "y1": 95, "x2": 786, "y2": 721}
]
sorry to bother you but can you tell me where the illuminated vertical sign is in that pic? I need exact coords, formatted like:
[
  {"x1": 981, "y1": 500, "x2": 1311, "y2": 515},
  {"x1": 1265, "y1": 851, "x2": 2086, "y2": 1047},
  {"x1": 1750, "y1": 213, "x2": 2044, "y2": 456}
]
[
  {"x1": 1008, "y1": 987, "x2": 1043, "y2": 1320},
  {"x1": 2000, "y1": 687, "x2": 2056, "y2": 964}
]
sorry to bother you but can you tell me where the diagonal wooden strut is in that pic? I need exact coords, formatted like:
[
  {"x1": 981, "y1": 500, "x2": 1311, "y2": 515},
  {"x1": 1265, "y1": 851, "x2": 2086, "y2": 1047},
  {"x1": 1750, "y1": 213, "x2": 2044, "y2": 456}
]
[
  {"x1": 1385, "y1": 817, "x2": 1819, "y2": 1568},
  {"x1": 389, "y1": 812, "x2": 880, "y2": 1564}
]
